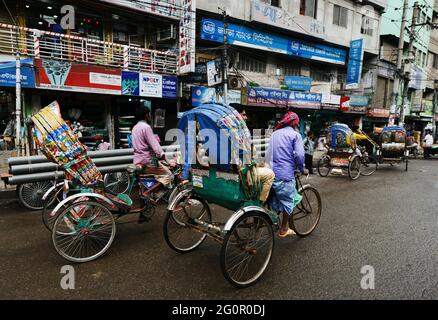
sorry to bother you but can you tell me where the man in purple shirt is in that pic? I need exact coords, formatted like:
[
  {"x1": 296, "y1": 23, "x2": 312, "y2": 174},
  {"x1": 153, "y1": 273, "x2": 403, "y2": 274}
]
[{"x1": 266, "y1": 111, "x2": 307, "y2": 238}]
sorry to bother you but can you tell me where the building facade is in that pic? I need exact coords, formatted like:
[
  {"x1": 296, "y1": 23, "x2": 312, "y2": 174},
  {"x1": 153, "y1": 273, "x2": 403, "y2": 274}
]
[
  {"x1": 185, "y1": 0, "x2": 388, "y2": 135},
  {"x1": 0, "y1": 0, "x2": 183, "y2": 154}
]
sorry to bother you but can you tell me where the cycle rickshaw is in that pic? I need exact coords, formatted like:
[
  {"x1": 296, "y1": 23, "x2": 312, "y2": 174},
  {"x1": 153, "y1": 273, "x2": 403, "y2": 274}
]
[
  {"x1": 32, "y1": 101, "x2": 182, "y2": 263},
  {"x1": 317, "y1": 124, "x2": 364, "y2": 180},
  {"x1": 163, "y1": 103, "x2": 322, "y2": 288},
  {"x1": 376, "y1": 126, "x2": 408, "y2": 171}
]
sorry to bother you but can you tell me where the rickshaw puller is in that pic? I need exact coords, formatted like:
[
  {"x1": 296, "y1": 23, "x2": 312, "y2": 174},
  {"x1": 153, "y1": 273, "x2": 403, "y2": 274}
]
[{"x1": 266, "y1": 112, "x2": 308, "y2": 238}]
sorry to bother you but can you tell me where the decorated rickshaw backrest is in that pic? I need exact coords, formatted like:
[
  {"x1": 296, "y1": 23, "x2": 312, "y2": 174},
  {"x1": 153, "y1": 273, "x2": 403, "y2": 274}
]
[
  {"x1": 327, "y1": 124, "x2": 356, "y2": 151},
  {"x1": 381, "y1": 126, "x2": 406, "y2": 144},
  {"x1": 31, "y1": 101, "x2": 102, "y2": 186}
]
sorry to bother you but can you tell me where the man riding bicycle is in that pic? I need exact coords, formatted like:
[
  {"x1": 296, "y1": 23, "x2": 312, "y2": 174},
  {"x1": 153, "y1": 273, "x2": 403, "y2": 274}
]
[{"x1": 265, "y1": 112, "x2": 308, "y2": 238}]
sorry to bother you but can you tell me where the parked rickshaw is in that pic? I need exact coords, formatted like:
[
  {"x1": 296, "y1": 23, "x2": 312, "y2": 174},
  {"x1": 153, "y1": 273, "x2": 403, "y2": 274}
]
[
  {"x1": 376, "y1": 126, "x2": 408, "y2": 171},
  {"x1": 317, "y1": 124, "x2": 364, "y2": 180},
  {"x1": 31, "y1": 101, "x2": 183, "y2": 263},
  {"x1": 163, "y1": 103, "x2": 322, "y2": 288}
]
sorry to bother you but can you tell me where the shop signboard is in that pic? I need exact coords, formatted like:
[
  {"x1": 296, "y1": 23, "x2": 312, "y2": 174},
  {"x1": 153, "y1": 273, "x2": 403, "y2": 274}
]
[
  {"x1": 284, "y1": 76, "x2": 312, "y2": 91},
  {"x1": 178, "y1": 0, "x2": 196, "y2": 74},
  {"x1": 367, "y1": 108, "x2": 390, "y2": 118},
  {"x1": 340, "y1": 96, "x2": 350, "y2": 111},
  {"x1": 250, "y1": 0, "x2": 324, "y2": 39},
  {"x1": 192, "y1": 86, "x2": 241, "y2": 106},
  {"x1": 347, "y1": 95, "x2": 369, "y2": 106},
  {"x1": 162, "y1": 75, "x2": 178, "y2": 98},
  {"x1": 346, "y1": 39, "x2": 364, "y2": 90},
  {"x1": 244, "y1": 87, "x2": 321, "y2": 109},
  {"x1": 121, "y1": 71, "x2": 177, "y2": 98},
  {"x1": 35, "y1": 59, "x2": 121, "y2": 94},
  {"x1": 321, "y1": 94, "x2": 341, "y2": 110},
  {"x1": 98, "y1": 0, "x2": 181, "y2": 20},
  {"x1": 0, "y1": 56, "x2": 35, "y2": 88},
  {"x1": 201, "y1": 18, "x2": 346, "y2": 65}
]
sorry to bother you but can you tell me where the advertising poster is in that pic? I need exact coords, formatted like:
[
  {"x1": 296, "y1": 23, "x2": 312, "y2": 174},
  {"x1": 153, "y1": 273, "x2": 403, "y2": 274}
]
[
  {"x1": 179, "y1": 0, "x2": 196, "y2": 74},
  {"x1": 121, "y1": 71, "x2": 177, "y2": 98},
  {"x1": 0, "y1": 56, "x2": 35, "y2": 88},
  {"x1": 346, "y1": 39, "x2": 364, "y2": 89},
  {"x1": 192, "y1": 86, "x2": 241, "y2": 106},
  {"x1": 35, "y1": 59, "x2": 121, "y2": 94},
  {"x1": 207, "y1": 59, "x2": 222, "y2": 86},
  {"x1": 140, "y1": 73, "x2": 162, "y2": 97}
]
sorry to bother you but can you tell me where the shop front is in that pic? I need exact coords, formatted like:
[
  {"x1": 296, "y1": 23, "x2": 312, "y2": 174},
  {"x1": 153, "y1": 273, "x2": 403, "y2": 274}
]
[{"x1": 363, "y1": 108, "x2": 390, "y2": 133}]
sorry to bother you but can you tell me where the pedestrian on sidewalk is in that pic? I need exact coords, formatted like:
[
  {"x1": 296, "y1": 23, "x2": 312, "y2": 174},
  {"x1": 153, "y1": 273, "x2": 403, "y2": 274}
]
[{"x1": 303, "y1": 131, "x2": 315, "y2": 174}]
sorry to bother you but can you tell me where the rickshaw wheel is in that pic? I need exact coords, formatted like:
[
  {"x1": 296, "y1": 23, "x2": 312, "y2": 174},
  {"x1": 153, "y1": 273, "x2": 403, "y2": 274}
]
[
  {"x1": 220, "y1": 212, "x2": 274, "y2": 288},
  {"x1": 360, "y1": 155, "x2": 378, "y2": 176},
  {"x1": 348, "y1": 156, "x2": 361, "y2": 180},
  {"x1": 317, "y1": 156, "x2": 332, "y2": 177},
  {"x1": 164, "y1": 194, "x2": 211, "y2": 253},
  {"x1": 103, "y1": 171, "x2": 130, "y2": 195},
  {"x1": 42, "y1": 182, "x2": 82, "y2": 232},
  {"x1": 290, "y1": 186, "x2": 322, "y2": 236},
  {"x1": 18, "y1": 181, "x2": 53, "y2": 210},
  {"x1": 52, "y1": 200, "x2": 116, "y2": 263}
]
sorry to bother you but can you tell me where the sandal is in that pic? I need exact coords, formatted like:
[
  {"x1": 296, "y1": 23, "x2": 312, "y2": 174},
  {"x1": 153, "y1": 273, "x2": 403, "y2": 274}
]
[{"x1": 278, "y1": 228, "x2": 296, "y2": 238}]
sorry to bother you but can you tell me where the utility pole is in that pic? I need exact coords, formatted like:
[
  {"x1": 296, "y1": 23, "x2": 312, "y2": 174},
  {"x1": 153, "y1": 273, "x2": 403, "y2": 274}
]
[
  {"x1": 399, "y1": 1, "x2": 420, "y2": 128},
  {"x1": 390, "y1": 0, "x2": 409, "y2": 126},
  {"x1": 222, "y1": 8, "x2": 228, "y2": 104}
]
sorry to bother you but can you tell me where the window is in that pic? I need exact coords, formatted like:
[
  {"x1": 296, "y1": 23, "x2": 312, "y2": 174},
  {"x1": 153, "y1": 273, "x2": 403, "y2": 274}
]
[
  {"x1": 310, "y1": 68, "x2": 331, "y2": 82},
  {"x1": 433, "y1": 53, "x2": 438, "y2": 69},
  {"x1": 361, "y1": 15, "x2": 373, "y2": 36},
  {"x1": 300, "y1": 0, "x2": 317, "y2": 19},
  {"x1": 333, "y1": 5, "x2": 348, "y2": 28},
  {"x1": 260, "y1": 0, "x2": 281, "y2": 7},
  {"x1": 238, "y1": 55, "x2": 267, "y2": 73},
  {"x1": 278, "y1": 63, "x2": 300, "y2": 76}
]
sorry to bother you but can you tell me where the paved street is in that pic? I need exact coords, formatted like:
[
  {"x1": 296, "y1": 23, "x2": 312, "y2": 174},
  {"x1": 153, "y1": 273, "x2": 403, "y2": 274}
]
[{"x1": 0, "y1": 159, "x2": 437, "y2": 300}]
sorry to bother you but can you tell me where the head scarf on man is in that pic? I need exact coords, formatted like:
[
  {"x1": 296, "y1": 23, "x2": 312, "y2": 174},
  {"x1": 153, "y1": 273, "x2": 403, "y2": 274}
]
[{"x1": 274, "y1": 111, "x2": 300, "y2": 130}]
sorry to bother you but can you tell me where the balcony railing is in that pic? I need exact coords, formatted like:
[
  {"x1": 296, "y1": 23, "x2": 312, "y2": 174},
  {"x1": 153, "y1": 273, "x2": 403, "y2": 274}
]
[{"x1": 0, "y1": 24, "x2": 178, "y2": 74}]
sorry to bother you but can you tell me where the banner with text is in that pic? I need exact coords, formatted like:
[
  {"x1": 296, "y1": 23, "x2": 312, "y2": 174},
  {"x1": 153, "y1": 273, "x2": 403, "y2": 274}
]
[{"x1": 244, "y1": 87, "x2": 321, "y2": 109}]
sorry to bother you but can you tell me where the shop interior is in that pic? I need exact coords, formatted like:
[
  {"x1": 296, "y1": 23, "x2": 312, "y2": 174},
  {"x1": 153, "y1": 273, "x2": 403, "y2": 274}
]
[{"x1": 40, "y1": 91, "x2": 109, "y2": 150}]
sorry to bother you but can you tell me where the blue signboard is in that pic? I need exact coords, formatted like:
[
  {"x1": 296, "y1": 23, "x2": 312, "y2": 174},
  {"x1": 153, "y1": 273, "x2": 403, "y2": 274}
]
[
  {"x1": 246, "y1": 87, "x2": 321, "y2": 109},
  {"x1": 0, "y1": 58, "x2": 35, "y2": 88},
  {"x1": 192, "y1": 86, "x2": 224, "y2": 106},
  {"x1": 201, "y1": 18, "x2": 346, "y2": 65},
  {"x1": 284, "y1": 76, "x2": 312, "y2": 91},
  {"x1": 346, "y1": 39, "x2": 364, "y2": 89},
  {"x1": 162, "y1": 75, "x2": 177, "y2": 99}
]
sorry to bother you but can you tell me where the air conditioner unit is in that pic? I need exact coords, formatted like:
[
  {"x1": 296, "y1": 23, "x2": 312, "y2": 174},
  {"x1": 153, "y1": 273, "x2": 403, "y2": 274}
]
[
  {"x1": 228, "y1": 76, "x2": 243, "y2": 89},
  {"x1": 157, "y1": 25, "x2": 176, "y2": 42}
]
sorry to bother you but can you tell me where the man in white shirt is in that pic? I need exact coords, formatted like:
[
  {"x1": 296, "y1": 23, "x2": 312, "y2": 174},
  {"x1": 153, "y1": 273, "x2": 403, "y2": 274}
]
[{"x1": 423, "y1": 130, "x2": 434, "y2": 146}]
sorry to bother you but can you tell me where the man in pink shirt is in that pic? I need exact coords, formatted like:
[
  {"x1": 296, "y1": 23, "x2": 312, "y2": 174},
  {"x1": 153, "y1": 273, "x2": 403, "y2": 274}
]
[{"x1": 131, "y1": 104, "x2": 170, "y2": 176}]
